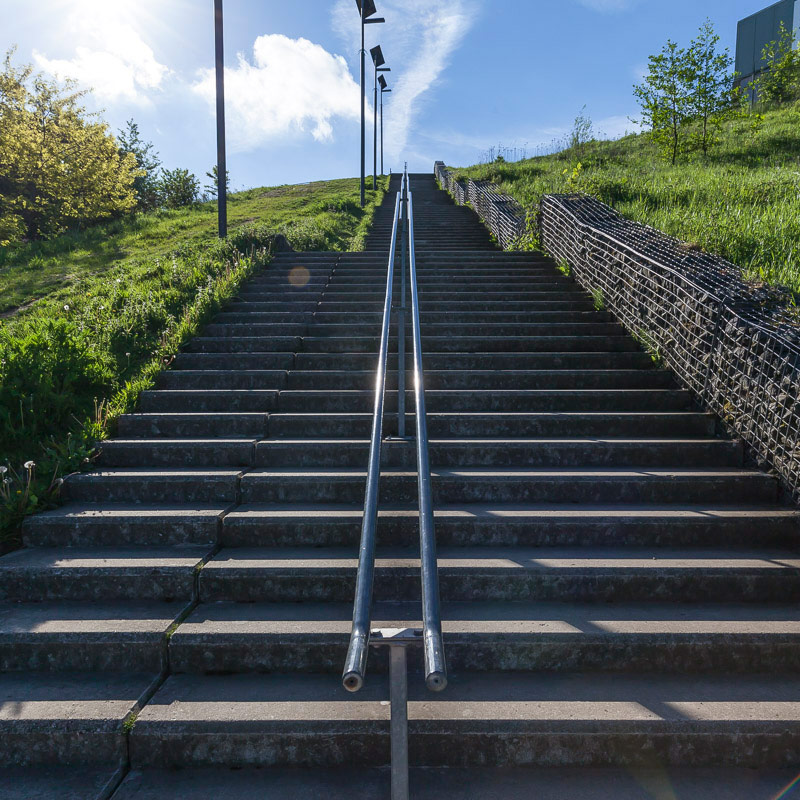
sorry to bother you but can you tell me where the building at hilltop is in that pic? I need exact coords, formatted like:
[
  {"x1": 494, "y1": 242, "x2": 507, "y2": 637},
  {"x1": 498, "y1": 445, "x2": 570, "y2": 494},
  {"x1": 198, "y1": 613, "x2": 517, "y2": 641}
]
[{"x1": 736, "y1": 0, "x2": 800, "y2": 95}]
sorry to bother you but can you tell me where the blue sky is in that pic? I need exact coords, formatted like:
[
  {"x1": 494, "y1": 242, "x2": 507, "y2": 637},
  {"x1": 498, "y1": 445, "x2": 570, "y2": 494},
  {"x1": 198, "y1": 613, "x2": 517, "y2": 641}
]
[{"x1": 4, "y1": 0, "x2": 775, "y2": 189}]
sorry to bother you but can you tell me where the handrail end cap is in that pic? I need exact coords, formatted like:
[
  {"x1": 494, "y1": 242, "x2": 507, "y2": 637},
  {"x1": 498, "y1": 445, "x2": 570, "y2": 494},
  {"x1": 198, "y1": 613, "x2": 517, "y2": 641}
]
[{"x1": 343, "y1": 672, "x2": 364, "y2": 693}]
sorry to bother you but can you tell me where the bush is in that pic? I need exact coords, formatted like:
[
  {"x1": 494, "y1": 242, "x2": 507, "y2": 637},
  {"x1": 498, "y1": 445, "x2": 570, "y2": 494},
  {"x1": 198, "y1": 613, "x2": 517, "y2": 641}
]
[{"x1": 157, "y1": 168, "x2": 200, "y2": 209}]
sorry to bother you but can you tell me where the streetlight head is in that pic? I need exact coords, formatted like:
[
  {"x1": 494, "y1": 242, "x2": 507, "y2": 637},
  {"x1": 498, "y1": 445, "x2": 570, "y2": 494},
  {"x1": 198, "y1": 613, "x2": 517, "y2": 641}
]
[
  {"x1": 377, "y1": 67, "x2": 391, "y2": 72},
  {"x1": 370, "y1": 45, "x2": 385, "y2": 67},
  {"x1": 378, "y1": 74, "x2": 388, "y2": 90},
  {"x1": 355, "y1": 0, "x2": 377, "y2": 18}
]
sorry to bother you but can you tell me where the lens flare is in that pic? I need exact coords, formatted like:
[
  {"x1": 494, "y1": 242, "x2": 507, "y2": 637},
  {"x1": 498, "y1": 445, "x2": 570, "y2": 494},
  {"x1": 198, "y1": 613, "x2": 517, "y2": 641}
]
[
  {"x1": 289, "y1": 266, "x2": 311, "y2": 287},
  {"x1": 773, "y1": 773, "x2": 800, "y2": 800}
]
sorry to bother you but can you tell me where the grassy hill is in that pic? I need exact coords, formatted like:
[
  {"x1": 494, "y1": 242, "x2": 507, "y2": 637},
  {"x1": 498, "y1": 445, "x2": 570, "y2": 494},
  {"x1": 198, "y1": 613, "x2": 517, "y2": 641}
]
[
  {"x1": 0, "y1": 178, "x2": 380, "y2": 316},
  {"x1": 452, "y1": 105, "x2": 800, "y2": 293},
  {"x1": 0, "y1": 177, "x2": 387, "y2": 543}
]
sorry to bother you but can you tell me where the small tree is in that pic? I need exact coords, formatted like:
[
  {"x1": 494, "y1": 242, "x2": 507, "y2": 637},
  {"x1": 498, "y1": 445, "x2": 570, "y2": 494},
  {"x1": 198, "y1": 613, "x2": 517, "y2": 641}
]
[
  {"x1": 634, "y1": 40, "x2": 694, "y2": 164},
  {"x1": 755, "y1": 21, "x2": 800, "y2": 105},
  {"x1": 157, "y1": 168, "x2": 199, "y2": 209},
  {"x1": 117, "y1": 119, "x2": 161, "y2": 210},
  {"x1": 686, "y1": 20, "x2": 737, "y2": 156},
  {"x1": 203, "y1": 165, "x2": 230, "y2": 200}
]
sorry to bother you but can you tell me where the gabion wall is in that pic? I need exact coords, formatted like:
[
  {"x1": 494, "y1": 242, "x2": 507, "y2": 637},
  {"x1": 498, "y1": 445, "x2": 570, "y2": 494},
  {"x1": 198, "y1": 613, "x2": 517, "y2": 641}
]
[{"x1": 434, "y1": 161, "x2": 800, "y2": 502}]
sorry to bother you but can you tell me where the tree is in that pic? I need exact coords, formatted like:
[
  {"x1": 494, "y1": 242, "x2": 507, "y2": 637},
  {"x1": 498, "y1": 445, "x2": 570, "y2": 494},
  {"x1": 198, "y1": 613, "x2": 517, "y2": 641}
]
[
  {"x1": 686, "y1": 20, "x2": 737, "y2": 156},
  {"x1": 118, "y1": 119, "x2": 161, "y2": 210},
  {"x1": 634, "y1": 40, "x2": 694, "y2": 164},
  {"x1": 203, "y1": 165, "x2": 231, "y2": 200},
  {"x1": 157, "y1": 168, "x2": 200, "y2": 209},
  {"x1": 755, "y1": 21, "x2": 800, "y2": 105},
  {"x1": 0, "y1": 48, "x2": 139, "y2": 244}
]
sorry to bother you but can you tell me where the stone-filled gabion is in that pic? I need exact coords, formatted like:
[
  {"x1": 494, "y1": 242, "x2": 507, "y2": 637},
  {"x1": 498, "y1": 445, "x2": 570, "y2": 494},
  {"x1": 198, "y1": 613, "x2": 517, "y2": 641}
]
[{"x1": 434, "y1": 161, "x2": 800, "y2": 502}]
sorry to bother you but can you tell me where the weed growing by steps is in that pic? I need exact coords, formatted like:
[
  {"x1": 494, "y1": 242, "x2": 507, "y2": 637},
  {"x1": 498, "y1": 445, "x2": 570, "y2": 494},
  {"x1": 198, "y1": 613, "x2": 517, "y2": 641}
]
[{"x1": 0, "y1": 228, "x2": 277, "y2": 543}]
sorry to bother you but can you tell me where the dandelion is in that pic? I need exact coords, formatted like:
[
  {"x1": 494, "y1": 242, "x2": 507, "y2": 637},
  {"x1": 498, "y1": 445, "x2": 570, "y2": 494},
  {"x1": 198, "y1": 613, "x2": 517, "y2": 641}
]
[
  {"x1": 64, "y1": 304, "x2": 70, "y2": 311},
  {"x1": 23, "y1": 460, "x2": 35, "y2": 470},
  {"x1": 125, "y1": 352, "x2": 131, "y2": 358},
  {"x1": 0, "y1": 466, "x2": 6, "y2": 475}
]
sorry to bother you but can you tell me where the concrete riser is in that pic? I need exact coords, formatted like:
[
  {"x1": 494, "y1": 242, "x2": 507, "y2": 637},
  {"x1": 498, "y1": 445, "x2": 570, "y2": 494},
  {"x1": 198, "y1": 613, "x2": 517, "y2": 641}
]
[
  {"x1": 240, "y1": 475, "x2": 776, "y2": 506},
  {"x1": 127, "y1": 729, "x2": 800, "y2": 769},
  {"x1": 198, "y1": 571, "x2": 800, "y2": 604}
]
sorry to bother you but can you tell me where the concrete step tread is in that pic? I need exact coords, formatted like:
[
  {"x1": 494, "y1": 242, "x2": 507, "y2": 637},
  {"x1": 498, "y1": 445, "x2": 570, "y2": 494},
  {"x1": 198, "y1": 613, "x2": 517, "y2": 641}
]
[
  {"x1": 0, "y1": 546, "x2": 211, "y2": 571},
  {"x1": 0, "y1": 599, "x2": 187, "y2": 636},
  {"x1": 24, "y1": 504, "x2": 227, "y2": 522},
  {"x1": 0, "y1": 766, "x2": 121, "y2": 800},
  {"x1": 226, "y1": 502, "x2": 800, "y2": 522},
  {"x1": 0, "y1": 670, "x2": 155, "y2": 725},
  {"x1": 243, "y1": 467, "x2": 770, "y2": 480},
  {"x1": 202, "y1": 545, "x2": 800, "y2": 571},
  {"x1": 109, "y1": 766, "x2": 800, "y2": 800},
  {"x1": 175, "y1": 599, "x2": 800, "y2": 636},
  {"x1": 132, "y1": 671, "x2": 800, "y2": 726}
]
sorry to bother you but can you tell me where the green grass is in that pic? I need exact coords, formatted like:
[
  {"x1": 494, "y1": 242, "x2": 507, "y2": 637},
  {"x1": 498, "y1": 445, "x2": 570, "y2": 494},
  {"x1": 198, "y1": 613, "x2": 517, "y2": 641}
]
[
  {"x1": 0, "y1": 177, "x2": 387, "y2": 543},
  {"x1": 452, "y1": 104, "x2": 800, "y2": 292},
  {"x1": 0, "y1": 177, "x2": 380, "y2": 315}
]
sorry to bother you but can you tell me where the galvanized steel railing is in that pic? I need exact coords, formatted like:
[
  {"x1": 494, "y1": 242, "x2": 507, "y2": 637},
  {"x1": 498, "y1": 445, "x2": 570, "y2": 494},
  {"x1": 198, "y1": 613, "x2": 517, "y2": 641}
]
[{"x1": 342, "y1": 169, "x2": 447, "y2": 694}]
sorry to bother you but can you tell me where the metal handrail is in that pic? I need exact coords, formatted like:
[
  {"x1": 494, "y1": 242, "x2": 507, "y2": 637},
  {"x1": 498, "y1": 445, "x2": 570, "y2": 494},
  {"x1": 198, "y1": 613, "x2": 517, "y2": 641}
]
[
  {"x1": 342, "y1": 170, "x2": 447, "y2": 696},
  {"x1": 406, "y1": 181, "x2": 447, "y2": 691},
  {"x1": 342, "y1": 189, "x2": 402, "y2": 693}
]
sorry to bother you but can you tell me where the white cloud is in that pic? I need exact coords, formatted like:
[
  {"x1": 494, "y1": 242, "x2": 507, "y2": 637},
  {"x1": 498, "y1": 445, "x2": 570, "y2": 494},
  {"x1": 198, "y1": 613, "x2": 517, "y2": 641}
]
[
  {"x1": 331, "y1": 0, "x2": 479, "y2": 160},
  {"x1": 32, "y1": 2, "x2": 169, "y2": 105},
  {"x1": 577, "y1": 0, "x2": 639, "y2": 12},
  {"x1": 191, "y1": 34, "x2": 361, "y2": 151}
]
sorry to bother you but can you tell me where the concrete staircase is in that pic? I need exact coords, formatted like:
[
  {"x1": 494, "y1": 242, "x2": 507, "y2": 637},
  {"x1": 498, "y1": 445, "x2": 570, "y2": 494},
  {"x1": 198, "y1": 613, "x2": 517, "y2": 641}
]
[{"x1": 2, "y1": 173, "x2": 800, "y2": 798}]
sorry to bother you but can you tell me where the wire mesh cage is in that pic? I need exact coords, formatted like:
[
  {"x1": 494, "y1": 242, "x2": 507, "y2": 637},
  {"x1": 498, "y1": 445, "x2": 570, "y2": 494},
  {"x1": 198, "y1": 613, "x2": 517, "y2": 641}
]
[{"x1": 434, "y1": 161, "x2": 800, "y2": 502}]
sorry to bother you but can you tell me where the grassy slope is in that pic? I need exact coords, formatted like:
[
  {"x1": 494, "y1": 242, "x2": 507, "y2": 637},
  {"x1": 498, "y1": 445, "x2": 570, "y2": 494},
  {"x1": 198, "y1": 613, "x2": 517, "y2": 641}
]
[
  {"x1": 0, "y1": 177, "x2": 387, "y2": 542},
  {"x1": 0, "y1": 177, "x2": 375, "y2": 315},
  {"x1": 452, "y1": 104, "x2": 800, "y2": 292}
]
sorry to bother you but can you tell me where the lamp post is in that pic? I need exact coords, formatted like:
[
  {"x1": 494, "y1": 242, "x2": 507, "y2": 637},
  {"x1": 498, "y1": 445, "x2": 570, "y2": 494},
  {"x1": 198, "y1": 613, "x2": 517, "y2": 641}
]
[
  {"x1": 370, "y1": 45, "x2": 390, "y2": 189},
  {"x1": 355, "y1": 1, "x2": 384, "y2": 207},
  {"x1": 214, "y1": 0, "x2": 227, "y2": 237},
  {"x1": 379, "y1": 75, "x2": 391, "y2": 176}
]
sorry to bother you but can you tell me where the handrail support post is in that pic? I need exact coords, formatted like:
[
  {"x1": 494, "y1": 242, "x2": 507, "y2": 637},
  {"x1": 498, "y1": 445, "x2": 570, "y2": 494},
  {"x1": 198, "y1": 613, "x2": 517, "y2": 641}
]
[{"x1": 371, "y1": 627, "x2": 419, "y2": 800}]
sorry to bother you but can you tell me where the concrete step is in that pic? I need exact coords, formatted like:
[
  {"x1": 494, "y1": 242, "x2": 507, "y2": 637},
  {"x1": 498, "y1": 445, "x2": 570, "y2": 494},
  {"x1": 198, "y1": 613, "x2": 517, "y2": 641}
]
[
  {"x1": 63, "y1": 468, "x2": 242, "y2": 504},
  {"x1": 0, "y1": 546, "x2": 210, "y2": 601},
  {"x1": 169, "y1": 599, "x2": 800, "y2": 675},
  {"x1": 252, "y1": 438, "x2": 739, "y2": 469},
  {"x1": 285, "y1": 369, "x2": 676, "y2": 391},
  {"x1": 127, "y1": 671, "x2": 800, "y2": 768},
  {"x1": 23, "y1": 504, "x2": 224, "y2": 547},
  {"x1": 139, "y1": 390, "x2": 279, "y2": 412},
  {"x1": 0, "y1": 600, "x2": 186, "y2": 671},
  {"x1": 288, "y1": 353, "x2": 655, "y2": 371},
  {"x1": 184, "y1": 336, "x2": 301, "y2": 353},
  {"x1": 265, "y1": 411, "x2": 716, "y2": 438},
  {"x1": 300, "y1": 335, "x2": 637, "y2": 353},
  {"x1": 118, "y1": 412, "x2": 267, "y2": 438},
  {"x1": 109, "y1": 765, "x2": 800, "y2": 800},
  {"x1": 172, "y1": 353, "x2": 294, "y2": 370},
  {"x1": 0, "y1": 671, "x2": 155, "y2": 766},
  {"x1": 239, "y1": 467, "x2": 776, "y2": 506},
  {"x1": 198, "y1": 545, "x2": 800, "y2": 604},
  {"x1": 157, "y1": 371, "x2": 287, "y2": 390},
  {"x1": 220, "y1": 504, "x2": 800, "y2": 548},
  {"x1": 96, "y1": 438, "x2": 740, "y2": 470},
  {"x1": 0, "y1": 766, "x2": 123, "y2": 800},
  {"x1": 273, "y1": 389, "x2": 695, "y2": 413}
]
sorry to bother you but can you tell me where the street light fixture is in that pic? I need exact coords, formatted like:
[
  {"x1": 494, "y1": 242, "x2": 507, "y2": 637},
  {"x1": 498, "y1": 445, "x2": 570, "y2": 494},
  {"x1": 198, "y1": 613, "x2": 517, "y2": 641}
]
[
  {"x1": 370, "y1": 45, "x2": 390, "y2": 189},
  {"x1": 214, "y1": 0, "x2": 227, "y2": 238},
  {"x1": 356, "y1": 0, "x2": 385, "y2": 207},
  {"x1": 379, "y1": 75, "x2": 391, "y2": 176}
]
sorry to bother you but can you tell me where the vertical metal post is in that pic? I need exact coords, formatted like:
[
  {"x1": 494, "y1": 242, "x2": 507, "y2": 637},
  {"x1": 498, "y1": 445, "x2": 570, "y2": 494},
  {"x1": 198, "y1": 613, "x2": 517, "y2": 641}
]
[
  {"x1": 373, "y1": 64, "x2": 378, "y2": 190},
  {"x1": 359, "y1": 7, "x2": 366, "y2": 208},
  {"x1": 214, "y1": 0, "x2": 227, "y2": 238},
  {"x1": 380, "y1": 91, "x2": 384, "y2": 176},
  {"x1": 389, "y1": 645, "x2": 409, "y2": 800},
  {"x1": 397, "y1": 170, "x2": 408, "y2": 438}
]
